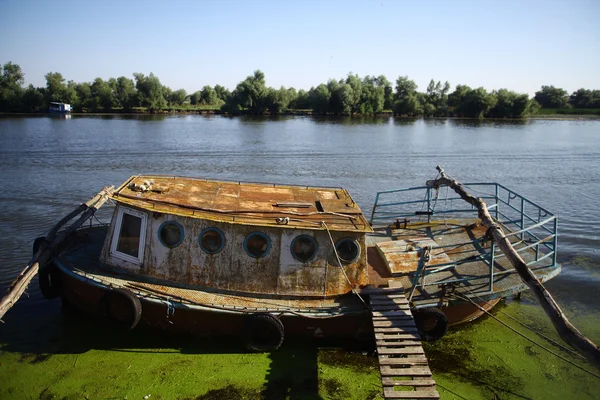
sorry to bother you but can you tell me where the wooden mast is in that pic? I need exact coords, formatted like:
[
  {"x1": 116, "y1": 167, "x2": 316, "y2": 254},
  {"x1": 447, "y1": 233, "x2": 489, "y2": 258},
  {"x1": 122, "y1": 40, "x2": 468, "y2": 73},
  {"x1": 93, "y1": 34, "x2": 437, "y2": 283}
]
[
  {"x1": 0, "y1": 186, "x2": 114, "y2": 320},
  {"x1": 426, "y1": 166, "x2": 600, "y2": 369}
]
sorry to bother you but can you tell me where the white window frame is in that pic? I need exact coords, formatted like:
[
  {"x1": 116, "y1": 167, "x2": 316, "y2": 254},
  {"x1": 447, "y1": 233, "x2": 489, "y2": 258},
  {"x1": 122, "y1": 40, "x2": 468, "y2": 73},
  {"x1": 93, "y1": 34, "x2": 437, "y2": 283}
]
[{"x1": 110, "y1": 206, "x2": 147, "y2": 265}]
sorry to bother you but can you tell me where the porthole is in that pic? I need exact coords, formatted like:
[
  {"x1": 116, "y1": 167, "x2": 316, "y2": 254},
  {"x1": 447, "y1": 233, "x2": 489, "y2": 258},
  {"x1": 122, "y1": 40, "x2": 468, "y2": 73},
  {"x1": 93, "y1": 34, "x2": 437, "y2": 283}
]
[
  {"x1": 244, "y1": 232, "x2": 271, "y2": 259},
  {"x1": 199, "y1": 227, "x2": 225, "y2": 254},
  {"x1": 335, "y1": 238, "x2": 360, "y2": 264},
  {"x1": 158, "y1": 221, "x2": 184, "y2": 248},
  {"x1": 291, "y1": 235, "x2": 318, "y2": 263}
]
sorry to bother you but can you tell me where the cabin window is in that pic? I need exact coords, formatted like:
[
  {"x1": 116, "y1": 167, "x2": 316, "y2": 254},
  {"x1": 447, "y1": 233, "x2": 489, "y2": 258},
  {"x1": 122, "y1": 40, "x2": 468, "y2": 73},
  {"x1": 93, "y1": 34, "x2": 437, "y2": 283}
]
[
  {"x1": 110, "y1": 207, "x2": 147, "y2": 264},
  {"x1": 199, "y1": 227, "x2": 225, "y2": 254},
  {"x1": 158, "y1": 221, "x2": 184, "y2": 248},
  {"x1": 291, "y1": 235, "x2": 318, "y2": 263},
  {"x1": 335, "y1": 238, "x2": 360, "y2": 264},
  {"x1": 244, "y1": 232, "x2": 271, "y2": 259}
]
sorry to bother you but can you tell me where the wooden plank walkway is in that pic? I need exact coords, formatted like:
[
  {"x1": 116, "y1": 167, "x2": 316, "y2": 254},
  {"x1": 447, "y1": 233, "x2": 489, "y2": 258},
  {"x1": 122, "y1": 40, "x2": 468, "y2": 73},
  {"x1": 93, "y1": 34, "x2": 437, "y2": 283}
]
[{"x1": 370, "y1": 290, "x2": 440, "y2": 400}]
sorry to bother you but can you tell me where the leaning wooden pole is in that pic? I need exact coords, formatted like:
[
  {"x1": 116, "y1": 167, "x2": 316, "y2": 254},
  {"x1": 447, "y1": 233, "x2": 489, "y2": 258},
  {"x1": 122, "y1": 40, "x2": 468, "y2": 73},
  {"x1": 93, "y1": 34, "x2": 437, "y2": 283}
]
[
  {"x1": 0, "y1": 186, "x2": 114, "y2": 320},
  {"x1": 426, "y1": 166, "x2": 600, "y2": 369}
]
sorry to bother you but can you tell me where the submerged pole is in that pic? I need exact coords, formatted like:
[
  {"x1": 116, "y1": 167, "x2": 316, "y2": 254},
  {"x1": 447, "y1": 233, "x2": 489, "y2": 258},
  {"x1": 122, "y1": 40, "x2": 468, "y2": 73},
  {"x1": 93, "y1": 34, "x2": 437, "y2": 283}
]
[
  {"x1": 426, "y1": 166, "x2": 600, "y2": 370},
  {"x1": 0, "y1": 186, "x2": 114, "y2": 320}
]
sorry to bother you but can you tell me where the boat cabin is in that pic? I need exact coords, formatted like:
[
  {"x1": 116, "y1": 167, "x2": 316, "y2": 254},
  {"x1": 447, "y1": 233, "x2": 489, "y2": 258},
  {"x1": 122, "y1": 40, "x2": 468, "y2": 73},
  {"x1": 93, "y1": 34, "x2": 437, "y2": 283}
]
[
  {"x1": 99, "y1": 175, "x2": 373, "y2": 296},
  {"x1": 49, "y1": 102, "x2": 72, "y2": 113}
]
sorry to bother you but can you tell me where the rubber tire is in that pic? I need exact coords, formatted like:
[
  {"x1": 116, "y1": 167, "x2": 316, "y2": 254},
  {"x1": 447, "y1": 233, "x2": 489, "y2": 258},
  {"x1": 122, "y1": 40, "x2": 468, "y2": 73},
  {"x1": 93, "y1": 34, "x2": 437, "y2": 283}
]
[
  {"x1": 99, "y1": 288, "x2": 142, "y2": 331},
  {"x1": 413, "y1": 307, "x2": 448, "y2": 342},
  {"x1": 243, "y1": 313, "x2": 285, "y2": 352}
]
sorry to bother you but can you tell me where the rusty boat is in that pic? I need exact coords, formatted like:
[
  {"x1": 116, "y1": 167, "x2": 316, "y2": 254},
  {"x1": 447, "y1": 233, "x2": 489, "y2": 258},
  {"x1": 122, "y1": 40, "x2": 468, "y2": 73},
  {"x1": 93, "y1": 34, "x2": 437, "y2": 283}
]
[{"x1": 20, "y1": 172, "x2": 560, "y2": 350}]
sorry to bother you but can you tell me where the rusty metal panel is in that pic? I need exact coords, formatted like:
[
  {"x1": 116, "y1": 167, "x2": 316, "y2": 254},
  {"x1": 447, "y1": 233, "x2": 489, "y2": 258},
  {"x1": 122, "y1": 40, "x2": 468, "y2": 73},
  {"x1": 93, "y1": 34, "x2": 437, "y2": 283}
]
[
  {"x1": 101, "y1": 202, "x2": 370, "y2": 296},
  {"x1": 110, "y1": 175, "x2": 372, "y2": 233}
]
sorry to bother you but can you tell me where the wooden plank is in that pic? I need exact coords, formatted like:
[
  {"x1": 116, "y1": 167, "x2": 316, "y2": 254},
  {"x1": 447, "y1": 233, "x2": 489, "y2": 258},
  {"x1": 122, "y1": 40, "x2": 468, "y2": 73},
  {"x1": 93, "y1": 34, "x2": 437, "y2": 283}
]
[
  {"x1": 383, "y1": 387, "x2": 439, "y2": 399},
  {"x1": 372, "y1": 304, "x2": 411, "y2": 311},
  {"x1": 373, "y1": 317, "x2": 415, "y2": 325},
  {"x1": 375, "y1": 332, "x2": 419, "y2": 339},
  {"x1": 378, "y1": 347, "x2": 425, "y2": 355},
  {"x1": 381, "y1": 366, "x2": 432, "y2": 376},
  {"x1": 373, "y1": 310, "x2": 413, "y2": 317},
  {"x1": 376, "y1": 340, "x2": 422, "y2": 347},
  {"x1": 379, "y1": 357, "x2": 428, "y2": 365},
  {"x1": 382, "y1": 377, "x2": 436, "y2": 386},
  {"x1": 374, "y1": 320, "x2": 416, "y2": 329}
]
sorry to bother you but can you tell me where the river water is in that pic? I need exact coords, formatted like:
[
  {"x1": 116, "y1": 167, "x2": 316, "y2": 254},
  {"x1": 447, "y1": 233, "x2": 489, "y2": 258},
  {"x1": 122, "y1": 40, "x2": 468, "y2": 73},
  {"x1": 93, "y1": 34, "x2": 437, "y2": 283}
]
[{"x1": 0, "y1": 115, "x2": 599, "y2": 399}]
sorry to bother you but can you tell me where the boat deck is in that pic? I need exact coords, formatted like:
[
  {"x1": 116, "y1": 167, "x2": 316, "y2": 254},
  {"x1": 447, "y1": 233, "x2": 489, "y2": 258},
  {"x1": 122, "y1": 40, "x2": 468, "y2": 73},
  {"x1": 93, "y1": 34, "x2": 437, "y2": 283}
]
[{"x1": 366, "y1": 220, "x2": 560, "y2": 308}]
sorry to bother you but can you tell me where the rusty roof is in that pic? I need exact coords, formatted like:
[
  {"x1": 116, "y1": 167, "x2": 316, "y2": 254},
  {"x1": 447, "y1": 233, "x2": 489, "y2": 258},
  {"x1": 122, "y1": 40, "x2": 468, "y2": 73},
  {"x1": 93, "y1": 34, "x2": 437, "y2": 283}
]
[{"x1": 110, "y1": 175, "x2": 373, "y2": 233}]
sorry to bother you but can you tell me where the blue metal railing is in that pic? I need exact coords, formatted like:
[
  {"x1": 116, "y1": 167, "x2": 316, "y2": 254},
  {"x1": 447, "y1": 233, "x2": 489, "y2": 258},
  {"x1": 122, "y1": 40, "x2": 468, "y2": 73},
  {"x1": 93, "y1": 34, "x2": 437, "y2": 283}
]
[{"x1": 370, "y1": 183, "x2": 558, "y2": 297}]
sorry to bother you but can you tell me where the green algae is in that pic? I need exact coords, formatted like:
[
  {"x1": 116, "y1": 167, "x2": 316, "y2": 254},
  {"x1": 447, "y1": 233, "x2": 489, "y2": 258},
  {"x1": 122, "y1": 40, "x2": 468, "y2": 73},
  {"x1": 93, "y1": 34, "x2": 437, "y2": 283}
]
[{"x1": 1, "y1": 288, "x2": 600, "y2": 400}]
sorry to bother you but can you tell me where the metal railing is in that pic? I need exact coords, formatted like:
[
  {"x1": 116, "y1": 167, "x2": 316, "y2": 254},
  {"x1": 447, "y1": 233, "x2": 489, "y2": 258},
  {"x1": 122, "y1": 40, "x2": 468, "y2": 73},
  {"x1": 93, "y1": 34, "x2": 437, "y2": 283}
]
[{"x1": 369, "y1": 183, "x2": 558, "y2": 297}]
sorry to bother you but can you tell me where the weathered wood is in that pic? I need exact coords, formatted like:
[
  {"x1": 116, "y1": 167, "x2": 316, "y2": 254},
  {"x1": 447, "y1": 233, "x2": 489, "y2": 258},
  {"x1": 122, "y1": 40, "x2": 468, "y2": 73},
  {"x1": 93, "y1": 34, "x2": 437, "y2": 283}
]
[
  {"x1": 382, "y1": 377, "x2": 436, "y2": 386},
  {"x1": 380, "y1": 366, "x2": 432, "y2": 376},
  {"x1": 379, "y1": 356, "x2": 428, "y2": 365},
  {"x1": 383, "y1": 387, "x2": 439, "y2": 399},
  {"x1": 372, "y1": 304, "x2": 411, "y2": 311},
  {"x1": 427, "y1": 166, "x2": 600, "y2": 369},
  {"x1": 378, "y1": 347, "x2": 425, "y2": 355},
  {"x1": 376, "y1": 340, "x2": 423, "y2": 347},
  {"x1": 0, "y1": 186, "x2": 114, "y2": 320}
]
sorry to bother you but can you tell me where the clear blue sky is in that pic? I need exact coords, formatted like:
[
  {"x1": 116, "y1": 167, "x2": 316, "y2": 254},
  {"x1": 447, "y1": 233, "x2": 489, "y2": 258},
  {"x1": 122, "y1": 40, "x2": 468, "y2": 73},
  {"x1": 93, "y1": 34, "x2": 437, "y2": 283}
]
[{"x1": 1, "y1": 0, "x2": 598, "y2": 96}]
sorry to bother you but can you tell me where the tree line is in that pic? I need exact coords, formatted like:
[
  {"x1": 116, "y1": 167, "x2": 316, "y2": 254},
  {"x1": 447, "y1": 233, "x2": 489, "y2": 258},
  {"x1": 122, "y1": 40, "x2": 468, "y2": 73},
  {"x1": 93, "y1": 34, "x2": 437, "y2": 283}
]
[{"x1": 1, "y1": 61, "x2": 598, "y2": 117}]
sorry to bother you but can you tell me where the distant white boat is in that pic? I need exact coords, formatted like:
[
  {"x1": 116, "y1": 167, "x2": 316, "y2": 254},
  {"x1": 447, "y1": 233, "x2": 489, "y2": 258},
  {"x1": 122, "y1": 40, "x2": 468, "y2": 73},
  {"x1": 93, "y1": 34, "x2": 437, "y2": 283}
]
[{"x1": 49, "y1": 102, "x2": 72, "y2": 114}]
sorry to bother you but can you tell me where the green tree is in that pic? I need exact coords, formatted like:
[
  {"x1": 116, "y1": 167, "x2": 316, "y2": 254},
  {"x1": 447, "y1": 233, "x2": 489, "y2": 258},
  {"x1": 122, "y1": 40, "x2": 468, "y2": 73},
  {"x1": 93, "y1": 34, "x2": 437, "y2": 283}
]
[
  {"x1": 424, "y1": 79, "x2": 450, "y2": 116},
  {"x1": 90, "y1": 78, "x2": 114, "y2": 110},
  {"x1": 134, "y1": 73, "x2": 167, "y2": 110},
  {"x1": 232, "y1": 70, "x2": 268, "y2": 113},
  {"x1": 170, "y1": 89, "x2": 187, "y2": 106},
  {"x1": 0, "y1": 62, "x2": 25, "y2": 111},
  {"x1": 344, "y1": 74, "x2": 363, "y2": 114},
  {"x1": 487, "y1": 89, "x2": 535, "y2": 118},
  {"x1": 114, "y1": 76, "x2": 137, "y2": 111},
  {"x1": 21, "y1": 84, "x2": 44, "y2": 112},
  {"x1": 74, "y1": 82, "x2": 92, "y2": 111},
  {"x1": 569, "y1": 89, "x2": 600, "y2": 108},
  {"x1": 393, "y1": 76, "x2": 422, "y2": 116},
  {"x1": 265, "y1": 86, "x2": 293, "y2": 114},
  {"x1": 309, "y1": 84, "x2": 331, "y2": 114},
  {"x1": 291, "y1": 89, "x2": 310, "y2": 109},
  {"x1": 360, "y1": 76, "x2": 385, "y2": 115},
  {"x1": 534, "y1": 86, "x2": 569, "y2": 108},
  {"x1": 454, "y1": 87, "x2": 497, "y2": 118},
  {"x1": 374, "y1": 75, "x2": 394, "y2": 110},
  {"x1": 199, "y1": 85, "x2": 218, "y2": 105},
  {"x1": 213, "y1": 84, "x2": 231, "y2": 102},
  {"x1": 44, "y1": 72, "x2": 77, "y2": 105}
]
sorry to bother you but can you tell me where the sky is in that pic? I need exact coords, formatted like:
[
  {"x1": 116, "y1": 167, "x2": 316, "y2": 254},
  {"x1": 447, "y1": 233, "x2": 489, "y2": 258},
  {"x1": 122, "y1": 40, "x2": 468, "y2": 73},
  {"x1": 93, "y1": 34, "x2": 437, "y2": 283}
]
[{"x1": 1, "y1": 0, "x2": 599, "y2": 96}]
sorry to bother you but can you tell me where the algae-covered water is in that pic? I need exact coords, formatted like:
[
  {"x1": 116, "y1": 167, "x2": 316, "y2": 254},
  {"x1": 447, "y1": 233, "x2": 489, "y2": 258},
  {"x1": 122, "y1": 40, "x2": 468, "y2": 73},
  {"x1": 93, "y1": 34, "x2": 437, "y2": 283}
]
[{"x1": 0, "y1": 116, "x2": 599, "y2": 399}]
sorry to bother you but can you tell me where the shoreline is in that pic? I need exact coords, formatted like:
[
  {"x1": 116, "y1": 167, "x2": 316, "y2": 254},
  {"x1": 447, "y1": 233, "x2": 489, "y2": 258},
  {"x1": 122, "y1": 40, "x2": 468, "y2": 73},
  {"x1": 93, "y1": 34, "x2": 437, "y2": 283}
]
[{"x1": 1, "y1": 111, "x2": 599, "y2": 120}]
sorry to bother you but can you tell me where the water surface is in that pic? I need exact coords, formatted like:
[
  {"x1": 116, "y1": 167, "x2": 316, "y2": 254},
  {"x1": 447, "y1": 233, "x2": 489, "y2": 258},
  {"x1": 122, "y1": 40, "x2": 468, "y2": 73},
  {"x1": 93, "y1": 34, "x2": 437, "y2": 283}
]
[{"x1": 0, "y1": 115, "x2": 598, "y2": 399}]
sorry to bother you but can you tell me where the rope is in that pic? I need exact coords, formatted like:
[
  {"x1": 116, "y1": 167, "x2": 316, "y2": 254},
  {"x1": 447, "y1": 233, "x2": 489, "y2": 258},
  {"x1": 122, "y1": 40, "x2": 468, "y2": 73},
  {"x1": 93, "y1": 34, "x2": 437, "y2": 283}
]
[
  {"x1": 460, "y1": 290, "x2": 584, "y2": 359},
  {"x1": 451, "y1": 292, "x2": 600, "y2": 379},
  {"x1": 321, "y1": 221, "x2": 370, "y2": 311}
]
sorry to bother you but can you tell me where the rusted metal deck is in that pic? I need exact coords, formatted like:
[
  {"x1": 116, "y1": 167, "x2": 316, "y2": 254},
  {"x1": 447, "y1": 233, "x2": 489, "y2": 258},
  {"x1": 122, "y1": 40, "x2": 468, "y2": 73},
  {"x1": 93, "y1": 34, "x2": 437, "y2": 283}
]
[{"x1": 370, "y1": 288, "x2": 440, "y2": 399}]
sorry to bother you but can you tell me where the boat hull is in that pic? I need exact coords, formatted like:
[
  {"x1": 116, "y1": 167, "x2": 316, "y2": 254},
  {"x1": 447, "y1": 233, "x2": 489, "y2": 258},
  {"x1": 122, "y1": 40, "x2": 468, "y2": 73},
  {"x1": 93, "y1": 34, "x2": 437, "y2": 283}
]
[{"x1": 55, "y1": 260, "x2": 498, "y2": 343}]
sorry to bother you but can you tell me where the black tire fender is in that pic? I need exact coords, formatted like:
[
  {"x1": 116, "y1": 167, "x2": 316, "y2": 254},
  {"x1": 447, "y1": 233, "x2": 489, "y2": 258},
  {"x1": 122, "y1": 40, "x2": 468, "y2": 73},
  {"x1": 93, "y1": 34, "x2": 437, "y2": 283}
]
[
  {"x1": 99, "y1": 288, "x2": 142, "y2": 331},
  {"x1": 243, "y1": 313, "x2": 285, "y2": 352},
  {"x1": 413, "y1": 307, "x2": 448, "y2": 342}
]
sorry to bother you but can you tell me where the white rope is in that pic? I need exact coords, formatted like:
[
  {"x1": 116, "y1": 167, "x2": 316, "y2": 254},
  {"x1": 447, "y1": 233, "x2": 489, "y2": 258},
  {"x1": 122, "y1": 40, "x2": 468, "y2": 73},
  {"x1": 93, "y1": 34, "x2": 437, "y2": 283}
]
[{"x1": 321, "y1": 221, "x2": 369, "y2": 310}]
